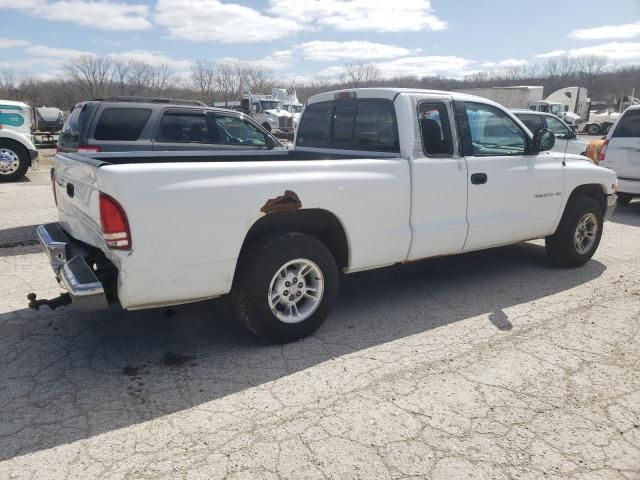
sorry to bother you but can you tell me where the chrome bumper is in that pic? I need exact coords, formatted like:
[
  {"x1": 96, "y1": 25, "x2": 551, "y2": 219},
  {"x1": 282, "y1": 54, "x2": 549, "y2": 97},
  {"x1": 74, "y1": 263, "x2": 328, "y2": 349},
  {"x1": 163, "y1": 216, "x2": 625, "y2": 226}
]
[
  {"x1": 604, "y1": 194, "x2": 617, "y2": 222},
  {"x1": 37, "y1": 223, "x2": 108, "y2": 310}
]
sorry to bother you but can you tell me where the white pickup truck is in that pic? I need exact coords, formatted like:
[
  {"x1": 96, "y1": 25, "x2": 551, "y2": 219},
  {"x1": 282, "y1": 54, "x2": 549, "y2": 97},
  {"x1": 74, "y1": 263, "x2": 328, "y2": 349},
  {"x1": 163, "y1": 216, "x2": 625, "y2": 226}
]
[{"x1": 34, "y1": 88, "x2": 617, "y2": 342}]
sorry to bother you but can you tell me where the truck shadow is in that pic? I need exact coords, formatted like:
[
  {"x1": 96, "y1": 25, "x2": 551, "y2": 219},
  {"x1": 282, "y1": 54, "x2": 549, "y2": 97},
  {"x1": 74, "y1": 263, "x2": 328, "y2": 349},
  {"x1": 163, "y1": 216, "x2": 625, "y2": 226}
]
[
  {"x1": 0, "y1": 225, "x2": 41, "y2": 257},
  {"x1": 609, "y1": 201, "x2": 640, "y2": 227},
  {"x1": 0, "y1": 242, "x2": 606, "y2": 461}
]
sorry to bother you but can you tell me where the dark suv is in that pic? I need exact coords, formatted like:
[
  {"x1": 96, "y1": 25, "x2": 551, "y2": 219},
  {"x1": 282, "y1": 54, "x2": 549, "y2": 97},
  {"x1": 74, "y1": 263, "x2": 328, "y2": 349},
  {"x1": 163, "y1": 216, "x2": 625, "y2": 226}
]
[{"x1": 57, "y1": 97, "x2": 283, "y2": 153}]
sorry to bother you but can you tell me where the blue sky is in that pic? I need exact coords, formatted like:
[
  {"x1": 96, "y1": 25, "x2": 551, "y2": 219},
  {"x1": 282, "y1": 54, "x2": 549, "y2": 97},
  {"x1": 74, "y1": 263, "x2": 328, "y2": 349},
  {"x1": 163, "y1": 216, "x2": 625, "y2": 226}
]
[{"x1": 0, "y1": 0, "x2": 639, "y2": 82}]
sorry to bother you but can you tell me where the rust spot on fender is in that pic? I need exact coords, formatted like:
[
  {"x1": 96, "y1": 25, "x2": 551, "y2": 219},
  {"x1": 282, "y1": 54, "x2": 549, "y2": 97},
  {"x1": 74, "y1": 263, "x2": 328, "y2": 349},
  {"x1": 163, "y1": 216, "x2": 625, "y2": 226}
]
[{"x1": 260, "y1": 190, "x2": 302, "y2": 214}]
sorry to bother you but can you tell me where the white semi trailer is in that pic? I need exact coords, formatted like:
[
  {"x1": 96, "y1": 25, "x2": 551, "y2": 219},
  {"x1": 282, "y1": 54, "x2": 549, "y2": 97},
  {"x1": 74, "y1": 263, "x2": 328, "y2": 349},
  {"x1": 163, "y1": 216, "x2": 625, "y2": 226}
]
[{"x1": 455, "y1": 86, "x2": 590, "y2": 127}]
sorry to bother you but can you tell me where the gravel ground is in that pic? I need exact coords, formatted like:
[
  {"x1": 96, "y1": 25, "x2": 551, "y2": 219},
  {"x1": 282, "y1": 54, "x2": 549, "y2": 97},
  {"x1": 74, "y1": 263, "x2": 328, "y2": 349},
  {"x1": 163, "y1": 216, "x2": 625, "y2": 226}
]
[{"x1": 0, "y1": 167, "x2": 639, "y2": 480}]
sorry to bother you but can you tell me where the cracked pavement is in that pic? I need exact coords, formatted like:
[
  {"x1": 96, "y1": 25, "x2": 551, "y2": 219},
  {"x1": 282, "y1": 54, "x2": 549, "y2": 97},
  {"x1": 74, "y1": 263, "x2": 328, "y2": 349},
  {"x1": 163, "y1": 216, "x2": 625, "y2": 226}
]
[{"x1": 1, "y1": 166, "x2": 639, "y2": 479}]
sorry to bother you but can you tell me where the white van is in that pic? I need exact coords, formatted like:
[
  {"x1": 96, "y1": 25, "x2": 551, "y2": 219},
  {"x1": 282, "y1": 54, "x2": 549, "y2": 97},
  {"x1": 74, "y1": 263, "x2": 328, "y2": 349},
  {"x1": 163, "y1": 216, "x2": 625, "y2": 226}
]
[
  {"x1": 601, "y1": 105, "x2": 640, "y2": 205},
  {"x1": 0, "y1": 100, "x2": 39, "y2": 182}
]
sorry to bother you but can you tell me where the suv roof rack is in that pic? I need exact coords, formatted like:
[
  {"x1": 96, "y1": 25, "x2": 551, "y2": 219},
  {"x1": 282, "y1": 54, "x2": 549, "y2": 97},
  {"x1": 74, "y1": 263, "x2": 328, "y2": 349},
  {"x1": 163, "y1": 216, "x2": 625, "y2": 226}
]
[{"x1": 100, "y1": 96, "x2": 208, "y2": 107}]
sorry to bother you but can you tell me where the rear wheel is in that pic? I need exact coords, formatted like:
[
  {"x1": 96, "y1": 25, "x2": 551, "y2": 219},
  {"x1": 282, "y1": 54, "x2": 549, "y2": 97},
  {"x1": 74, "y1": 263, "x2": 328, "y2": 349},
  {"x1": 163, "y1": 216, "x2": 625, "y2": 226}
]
[
  {"x1": 0, "y1": 140, "x2": 29, "y2": 183},
  {"x1": 586, "y1": 123, "x2": 601, "y2": 135},
  {"x1": 231, "y1": 232, "x2": 339, "y2": 343},
  {"x1": 545, "y1": 196, "x2": 603, "y2": 267},
  {"x1": 617, "y1": 193, "x2": 632, "y2": 206}
]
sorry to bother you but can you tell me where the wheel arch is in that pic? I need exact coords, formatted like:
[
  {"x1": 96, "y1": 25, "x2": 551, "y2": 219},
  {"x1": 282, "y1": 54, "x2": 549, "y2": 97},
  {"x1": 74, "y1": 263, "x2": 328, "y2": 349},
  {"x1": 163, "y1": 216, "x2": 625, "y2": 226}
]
[
  {"x1": 236, "y1": 208, "x2": 350, "y2": 280},
  {"x1": 567, "y1": 183, "x2": 607, "y2": 213}
]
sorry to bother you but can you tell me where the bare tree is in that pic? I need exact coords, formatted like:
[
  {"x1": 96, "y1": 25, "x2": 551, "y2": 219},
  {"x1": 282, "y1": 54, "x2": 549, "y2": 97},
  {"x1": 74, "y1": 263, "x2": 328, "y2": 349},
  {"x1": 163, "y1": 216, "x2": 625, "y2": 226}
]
[
  {"x1": 63, "y1": 55, "x2": 114, "y2": 99},
  {"x1": 191, "y1": 59, "x2": 216, "y2": 101},
  {"x1": 344, "y1": 62, "x2": 382, "y2": 88}
]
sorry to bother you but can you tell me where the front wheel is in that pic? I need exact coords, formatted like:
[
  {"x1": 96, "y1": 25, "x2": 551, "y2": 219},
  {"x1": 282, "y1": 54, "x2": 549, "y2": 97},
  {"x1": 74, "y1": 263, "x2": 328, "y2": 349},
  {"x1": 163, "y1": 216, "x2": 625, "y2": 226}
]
[
  {"x1": 545, "y1": 196, "x2": 603, "y2": 267},
  {"x1": 0, "y1": 141, "x2": 29, "y2": 183},
  {"x1": 231, "y1": 232, "x2": 339, "y2": 343}
]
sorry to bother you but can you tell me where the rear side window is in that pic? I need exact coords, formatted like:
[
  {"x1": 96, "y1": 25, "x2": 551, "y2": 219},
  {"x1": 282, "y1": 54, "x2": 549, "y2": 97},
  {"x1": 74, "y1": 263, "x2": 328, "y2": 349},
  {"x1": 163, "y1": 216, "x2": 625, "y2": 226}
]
[
  {"x1": 58, "y1": 103, "x2": 95, "y2": 149},
  {"x1": 613, "y1": 109, "x2": 640, "y2": 138},
  {"x1": 297, "y1": 99, "x2": 398, "y2": 152},
  {"x1": 515, "y1": 113, "x2": 544, "y2": 134},
  {"x1": 418, "y1": 102, "x2": 453, "y2": 156},
  {"x1": 94, "y1": 108, "x2": 151, "y2": 141},
  {"x1": 156, "y1": 111, "x2": 208, "y2": 143}
]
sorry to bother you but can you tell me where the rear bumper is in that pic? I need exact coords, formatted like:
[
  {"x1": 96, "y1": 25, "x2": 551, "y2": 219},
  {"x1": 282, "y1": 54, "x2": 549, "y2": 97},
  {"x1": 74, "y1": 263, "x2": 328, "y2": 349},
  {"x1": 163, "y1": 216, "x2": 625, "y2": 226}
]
[
  {"x1": 617, "y1": 177, "x2": 640, "y2": 195},
  {"x1": 604, "y1": 193, "x2": 617, "y2": 222},
  {"x1": 37, "y1": 223, "x2": 109, "y2": 310}
]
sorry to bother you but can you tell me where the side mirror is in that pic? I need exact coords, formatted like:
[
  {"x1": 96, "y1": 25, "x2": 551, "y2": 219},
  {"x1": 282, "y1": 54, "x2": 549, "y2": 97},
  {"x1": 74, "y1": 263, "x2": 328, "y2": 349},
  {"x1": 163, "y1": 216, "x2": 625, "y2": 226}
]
[{"x1": 530, "y1": 128, "x2": 555, "y2": 154}]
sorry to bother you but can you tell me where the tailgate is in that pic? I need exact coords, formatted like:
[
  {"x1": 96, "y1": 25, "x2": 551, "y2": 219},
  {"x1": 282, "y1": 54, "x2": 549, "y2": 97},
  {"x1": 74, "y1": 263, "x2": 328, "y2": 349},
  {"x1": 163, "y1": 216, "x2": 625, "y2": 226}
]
[{"x1": 53, "y1": 153, "x2": 109, "y2": 248}]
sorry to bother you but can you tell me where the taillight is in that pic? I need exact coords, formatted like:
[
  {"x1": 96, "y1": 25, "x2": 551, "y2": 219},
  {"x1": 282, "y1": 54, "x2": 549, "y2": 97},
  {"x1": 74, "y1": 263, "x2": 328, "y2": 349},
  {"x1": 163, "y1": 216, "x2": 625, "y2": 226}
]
[
  {"x1": 77, "y1": 146, "x2": 101, "y2": 153},
  {"x1": 597, "y1": 139, "x2": 609, "y2": 163},
  {"x1": 50, "y1": 168, "x2": 58, "y2": 206},
  {"x1": 99, "y1": 193, "x2": 131, "y2": 250}
]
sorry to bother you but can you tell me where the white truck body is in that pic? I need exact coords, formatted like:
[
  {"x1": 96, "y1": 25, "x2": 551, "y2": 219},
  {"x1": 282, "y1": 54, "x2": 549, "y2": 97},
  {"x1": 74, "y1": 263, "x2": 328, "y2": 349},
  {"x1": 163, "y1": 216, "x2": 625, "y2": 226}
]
[
  {"x1": 272, "y1": 88, "x2": 303, "y2": 124},
  {"x1": 454, "y1": 86, "x2": 544, "y2": 109},
  {"x1": 36, "y1": 88, "x2": 617, "y2": 340},
  {"x1": 602, "y1": 105, "x2": 640, "y2": 197}
]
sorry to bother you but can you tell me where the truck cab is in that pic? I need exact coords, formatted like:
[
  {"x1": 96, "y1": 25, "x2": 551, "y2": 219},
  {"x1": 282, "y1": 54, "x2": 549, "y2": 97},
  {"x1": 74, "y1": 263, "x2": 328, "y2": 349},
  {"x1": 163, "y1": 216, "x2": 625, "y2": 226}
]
[
  {"x1": 240, "y1": 94, "x2": 295, "y2": 138},
  {"x1": 0, "y1": 99, "x2": 39, "y2": 182}
]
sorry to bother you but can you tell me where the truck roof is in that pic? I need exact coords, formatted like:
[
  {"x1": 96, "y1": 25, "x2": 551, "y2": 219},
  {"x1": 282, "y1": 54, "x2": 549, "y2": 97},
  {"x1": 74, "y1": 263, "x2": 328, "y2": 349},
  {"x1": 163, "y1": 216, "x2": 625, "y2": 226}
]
[
  {"x1": 0, "y1": 99, "x2": 30, "y2": 109},
  {"x1": 306, "y1": 87, "x2": 509, "y2": 109}
]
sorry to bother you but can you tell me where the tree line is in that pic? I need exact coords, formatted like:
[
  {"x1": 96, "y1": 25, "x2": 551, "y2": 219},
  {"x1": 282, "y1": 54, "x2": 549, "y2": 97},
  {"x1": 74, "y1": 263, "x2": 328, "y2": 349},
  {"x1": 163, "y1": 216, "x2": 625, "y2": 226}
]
[{"x1": 0, "y1": 53, "x2": 638, "y2": 111}]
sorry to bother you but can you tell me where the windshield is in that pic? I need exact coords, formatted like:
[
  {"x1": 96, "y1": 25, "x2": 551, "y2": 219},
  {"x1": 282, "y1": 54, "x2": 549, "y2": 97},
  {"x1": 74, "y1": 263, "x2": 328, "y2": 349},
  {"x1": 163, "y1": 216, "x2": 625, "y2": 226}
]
[
  {"x1": 290, "y1": 105, "x2": 303, "y2": 113},
  {"x1": 260, "y1": 100, "x2": 281, "y2": 110},
  {"x1": 550, "y1": 104, "x2": 564, "y2": 116}
]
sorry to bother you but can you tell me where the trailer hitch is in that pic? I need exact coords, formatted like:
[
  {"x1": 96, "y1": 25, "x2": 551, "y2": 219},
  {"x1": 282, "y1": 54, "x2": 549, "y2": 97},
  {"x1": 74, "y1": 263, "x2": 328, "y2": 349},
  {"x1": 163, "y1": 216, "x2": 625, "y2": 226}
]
[{"x1": 27, "y1": 292, "x2": 72, "y2": 311}]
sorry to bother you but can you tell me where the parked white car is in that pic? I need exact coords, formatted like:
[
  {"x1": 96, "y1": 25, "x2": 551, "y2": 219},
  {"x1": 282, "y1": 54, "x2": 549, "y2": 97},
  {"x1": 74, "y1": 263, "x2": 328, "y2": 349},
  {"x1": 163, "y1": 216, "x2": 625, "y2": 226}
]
[
  {"x1": 0, "y1": 99, "x2": 39, "y2": 182},
  {"x1": 34, "y1": 88, "x2": 617, "y2": 342},
  {"x1": 513, "y1": 109, "x2": 589, "y2": 157},
  {"x1": 600, "y1": 105, "x2": 640, "y2": 205}
]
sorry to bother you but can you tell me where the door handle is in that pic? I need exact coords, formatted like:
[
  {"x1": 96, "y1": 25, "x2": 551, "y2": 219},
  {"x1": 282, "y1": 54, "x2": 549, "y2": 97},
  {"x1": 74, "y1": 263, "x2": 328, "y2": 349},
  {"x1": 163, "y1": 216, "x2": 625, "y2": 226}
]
[{"x1": 470, "y1": 173, "x2": 487, "y2": 185}]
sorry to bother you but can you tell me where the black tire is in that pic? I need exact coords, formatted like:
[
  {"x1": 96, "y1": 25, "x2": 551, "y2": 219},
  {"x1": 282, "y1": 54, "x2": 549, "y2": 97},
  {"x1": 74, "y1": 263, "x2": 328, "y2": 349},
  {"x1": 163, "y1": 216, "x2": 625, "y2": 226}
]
[
  {"x1": 0, "y1": 140, "x2": 29, "y2": 183},
  {"x1": 231, "y1": 232, "x2": 339, "y2": 343},
  {"x1": 545, "y1": 196, "x2": 603, "y2": 268},
  {"x1": 617, "y1": 193, "x2": 632, "y2": 206},
  {"x1": 586, "y1": 124, "x2": 601, "y2": 135}
]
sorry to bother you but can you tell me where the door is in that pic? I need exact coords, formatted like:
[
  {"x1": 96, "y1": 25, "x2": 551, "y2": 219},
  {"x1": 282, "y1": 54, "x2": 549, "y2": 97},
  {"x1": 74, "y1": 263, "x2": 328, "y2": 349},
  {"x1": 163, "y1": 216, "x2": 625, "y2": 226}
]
[
  {"x1": 460, "y1": 101, "x2": 565, "y2": 251},
  {"x1": 604, "y1": 108, "x2": 640, "y2": 180},
  {"x1": 406, "y1": 97, "x2": 469, "y2": 260},
  {"x1": 543, "y1": 114, "x2": 573, "y2": 155}
]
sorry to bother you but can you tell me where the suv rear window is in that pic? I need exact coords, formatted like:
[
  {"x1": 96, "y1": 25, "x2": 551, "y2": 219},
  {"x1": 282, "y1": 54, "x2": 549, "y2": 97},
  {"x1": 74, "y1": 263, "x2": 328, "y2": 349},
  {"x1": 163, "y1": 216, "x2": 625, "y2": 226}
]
[
  {"x1": 297, "y1": 99, "x2": 399, "y2": 152},
  {"x1": 613, "y1": 109, "x2": 640, "y2": 138},
  {"x1": 94, "y1": 108, "x2": 151, "y2": 141}
]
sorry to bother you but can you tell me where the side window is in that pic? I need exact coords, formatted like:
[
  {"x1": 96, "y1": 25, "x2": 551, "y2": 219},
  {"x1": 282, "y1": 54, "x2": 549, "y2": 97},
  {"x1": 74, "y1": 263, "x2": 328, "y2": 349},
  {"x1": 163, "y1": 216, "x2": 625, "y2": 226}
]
[
  {"x1": 156, "y1": 111, "x2": 208, "y2": 143},
  {"x1": 94, "y1": 108, "x2": 151, "y2": 141},
  {"x1": 417, "y1": 102, "x2": 453, "y2": 156},
  {"x1": 613, "y1": 109, "x2": 640, "y2": 138},
  {"x1": 213, "y1": 115, "x2": 267, "y2": 146},
  {"x1": 544, "y1": 115, "x2": 570, "y2": 136},
  {"x1": 465, "y1": 102, "x2": 527, "y2": 156},
  {"x1": 296, "y1": 101, "x2": 333, "y2": 147},
  {"x1": 355, "y1": 100, "x2": 399, "y2": 151},
  {"x1": 515, "y1": 114, "x2": 544, "y2": 134}
]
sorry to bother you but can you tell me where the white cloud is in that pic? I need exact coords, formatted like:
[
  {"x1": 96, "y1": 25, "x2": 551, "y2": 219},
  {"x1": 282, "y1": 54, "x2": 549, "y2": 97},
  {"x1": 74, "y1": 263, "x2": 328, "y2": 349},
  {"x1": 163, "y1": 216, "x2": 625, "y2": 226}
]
[
  {"x1": 537, "y1": 42, "x2": 640, "y2": 61},
  {"x1": 0, "y1": 38, "x2": 30, "y2": 49},
  {"x1": 267, "y1": 0, "x2": 446, "y2": 33},
  {"x1": 0, "y1": 0, "x2": 151, "y2": 31},
  {"x1": 481, "y1": 58, "x2": 528, "y2": 68},
  {"x1": 25, "y1": 45, "x2": 94, "y2": 59},
  {"x1": 299, "y1": 41, "x2": 413, "y2": 62},
  {"x1": 113, "y1": 50, "x2": 191, "y2": 69},
  {"x1": 155, "y1": 0, "x2": 303, "y2": 43},
  {"x1": 569, "y1": 21, "x2": 640, "y2": 40}
]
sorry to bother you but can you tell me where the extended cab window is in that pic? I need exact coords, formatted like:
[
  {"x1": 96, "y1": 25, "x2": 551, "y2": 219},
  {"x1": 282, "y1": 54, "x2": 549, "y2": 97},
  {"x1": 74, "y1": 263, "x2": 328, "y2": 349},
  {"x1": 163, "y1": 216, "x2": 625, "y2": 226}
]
[
  {"x1": 612, "y1": 109, "x2": 640, "y2": 138},
  {"x1": 465, "y1": 103, "x2": 526, "y2": 156},
  {"x1": 94, "y1": 108, "x2": 151, "y2": 141},
  {"x1": 417, "y1": 102, "x2": 453, "y2": 156},
  {"x1": 297, "y1": 99, "x2": 398, "y2": 152},
  {"x1": 515, "y1": 113, "x2": 544, "y2": 134}
]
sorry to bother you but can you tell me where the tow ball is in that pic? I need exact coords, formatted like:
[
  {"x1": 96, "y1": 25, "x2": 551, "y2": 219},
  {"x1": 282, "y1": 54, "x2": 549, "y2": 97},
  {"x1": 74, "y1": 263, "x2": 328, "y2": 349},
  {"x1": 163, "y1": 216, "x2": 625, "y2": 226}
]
[{"x1": 27, "y1": 292, "x2": 72, "y2": 311}]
